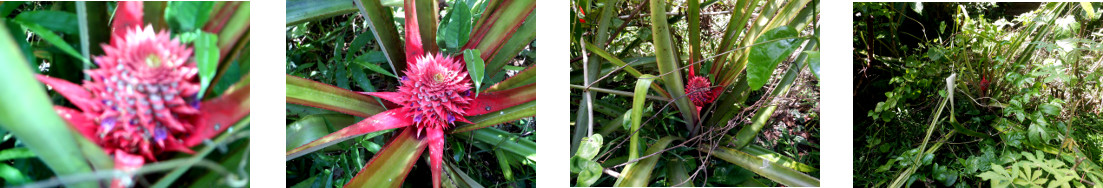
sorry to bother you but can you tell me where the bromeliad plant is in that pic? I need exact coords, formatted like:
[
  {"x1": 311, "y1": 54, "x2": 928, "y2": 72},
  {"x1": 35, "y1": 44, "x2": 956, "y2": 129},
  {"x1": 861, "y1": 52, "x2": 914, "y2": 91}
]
[
  {"x1": 571, "y1": 0, "x2": 820, "y2": 186},
  {"x1": 0, "y1": 1, "x2": 250, "y2": 187},
  {"x1": 285, "y1": 0, "x2": 535, "y2": 187}
]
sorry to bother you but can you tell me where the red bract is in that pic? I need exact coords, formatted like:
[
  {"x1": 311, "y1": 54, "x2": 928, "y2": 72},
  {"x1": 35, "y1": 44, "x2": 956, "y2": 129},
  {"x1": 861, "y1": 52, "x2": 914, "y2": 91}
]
[
  {"x1": 111, "y1": 1, "x2": 144, "y2": 37},
  {"x1": 39, "y1": 24, "x2": 199, "y2": 164},
  {"x1": 686, "y1": 75, "x2": 717, "y2": 107}
]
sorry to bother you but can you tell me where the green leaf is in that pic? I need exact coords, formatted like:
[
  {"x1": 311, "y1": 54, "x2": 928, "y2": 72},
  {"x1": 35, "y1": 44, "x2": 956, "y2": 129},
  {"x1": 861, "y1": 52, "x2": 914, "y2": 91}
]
[
  {"x1": 286, "y1": 0, "x2": 358, "y2": 26},
  {"x1": 285, "y1": 114, "x2": 358, "y2": 152},
  {"x1": 195, "y1": 32, "x2": 219, "y2": 100},
  {"x1": 0, "y1": 164, "x2": 30, "y2": 185},
  {"x1": 0, "y1": 2, "x2": 23, "y2": 18},
  {"x1": 805, "y1": 51, "x2": 820, "y2": 79},
  {"x1": 345, "y1": 128, "x2": 427, "y2": 188},
  {"x1": 353, "y1": 0, "x2": 405, "y2": 73},
  {"x1": 0, "y1": 25, "x2": 100, "y2": 188},
  {"x1": 1039, "y1": 103, "x2": 1061, "y2": 116},
  {"x1": 14, "y1": 19, "x2": 89, "y2": 66},
  {"x1": 0, "y1": 147, "x2": 35, "y2": 161},
  {"x1": 438, "y1": 0, "x2": 472, "y2": 52},
  {"x1": 574, "y1": 157, "x2": 602, "y2": 187},
  {"x1": 615, "y1": 136, "x2": 683, "y2": 187},
  {"x1": 14, "y1": 10, "x2": 79, "y2": 35},
  {"x1": 165, "y1": 1, "x2": 214, "y2": 31},
  {"x1": 629, "y1": 75, "x2": 656, "y2": 162},
  {"x1": 286, "y1": 75, "x2": 388, "y2": 117},
  {"x1": 575, "y1": 134, "x2": 603, "y2": 160},
  {"x1": 747, "y1": 26, "x2": 802, "y2": 90},
  {"x1": 464, "y1": 49, "x2": 485, "y2": 96},
  {"x1": 352, "y1": 57, "x2": 398, "y2": 79}
]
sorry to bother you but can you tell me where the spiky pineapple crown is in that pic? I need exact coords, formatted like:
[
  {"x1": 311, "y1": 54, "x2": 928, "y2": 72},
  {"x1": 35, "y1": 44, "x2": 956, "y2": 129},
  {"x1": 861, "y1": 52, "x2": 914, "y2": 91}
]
[
  {"x1": 686, "y1": 76, "x2": 715, "y2": 107},
  {"x1": 86, "y1": 25, "x2": 200, "y2": 160},
  {"x1": 395, "y1": 53, "x2": 474, "y2": 133}
]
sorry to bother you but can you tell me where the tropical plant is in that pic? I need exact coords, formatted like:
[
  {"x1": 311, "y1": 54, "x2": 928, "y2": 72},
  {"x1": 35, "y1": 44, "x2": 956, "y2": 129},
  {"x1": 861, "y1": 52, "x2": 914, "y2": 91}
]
[
  {"x1": 284, "y1": 0, "x2": 535, "y2": 187},
  {"x1": 854, "y1": 2, "x2": 1103, "y2": 187},
  {"x1": 0, "y1": 1, "x2": 250, "y2": 187},
  {"x1": 570, "y1": 0, "x2": 820, "y2": 186}
]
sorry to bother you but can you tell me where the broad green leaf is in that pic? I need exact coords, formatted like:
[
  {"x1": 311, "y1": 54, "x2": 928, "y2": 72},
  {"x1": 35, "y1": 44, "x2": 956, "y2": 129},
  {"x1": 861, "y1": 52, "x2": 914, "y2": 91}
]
[
  {"x1": 14, "y1": 19, "x2": 89, "y2": 65},
  {"x1": 438, "y1": 0, "x2": 472, "y2": 52},
  {"x1": 574, "y1": 157, "x2": 602, "y2": 187},
  {"x1": 165, "y1": 1, "x2": 214, "y2": 31},
  {"x1": 575, "y1": 134, "x2": 603, "y2": 160},
  {"x1": 805, "y1": 51, "x2": 820, "y2": 79},
  {"x1": 464, "y1": 49, "x2": 485, "y2": 96},
  {"x1": 1039, "y1": 103, "x2": 1061, "y2": 116},
  {"x1": 196, "y1": 32, "x2": 219, "y2": 100},
  {"x1": 1082, "y1": 2, "x2": 1098, "y2": 21},
  {"x1": 14, "y1": 10, "x2": 78, "y2": 35},
  {"x1": 747, "y1": 26, "x2": 802, "y2": 90}
]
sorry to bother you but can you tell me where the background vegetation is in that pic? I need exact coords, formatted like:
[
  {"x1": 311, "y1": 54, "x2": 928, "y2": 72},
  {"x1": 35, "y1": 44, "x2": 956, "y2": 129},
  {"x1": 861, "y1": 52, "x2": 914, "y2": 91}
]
[
  {"x1": 570, "y1": 0, "x2": 820, "y2": 186},
  {"x1": 854, "y1": 2, "x2": 1103, "y2": 187}
]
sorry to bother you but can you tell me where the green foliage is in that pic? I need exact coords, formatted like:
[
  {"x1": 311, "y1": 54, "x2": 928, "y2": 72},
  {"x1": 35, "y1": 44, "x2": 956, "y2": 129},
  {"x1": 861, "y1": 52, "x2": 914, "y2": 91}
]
[
  {"x1": 165, "y1": 1, "x2": 213, "y2": 32},
  {"x1": 464, "y1": 49, "x2": 485, "y2": 96},
  {"x1": 571, "y1": 0, "x2": 819, "y2": 186},
  {"x1": 195, "y1": 32, "x2": 219, "y2": 99},
  {"x1": 856, "y1": 2, "x2": 1103, "y2": 187},
  {"x1": 747, "y1": 26, "x2": 803, "y2": 90}
]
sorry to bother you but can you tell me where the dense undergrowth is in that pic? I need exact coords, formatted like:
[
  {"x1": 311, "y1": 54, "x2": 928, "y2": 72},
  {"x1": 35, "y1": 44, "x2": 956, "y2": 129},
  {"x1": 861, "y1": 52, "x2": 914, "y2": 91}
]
[
  {"x1": 855, "y1": 2, "x2": 1103, "y2": 187},
  {"x1": 570, "y1": 0, "x2": 820, "y2": 186}
]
